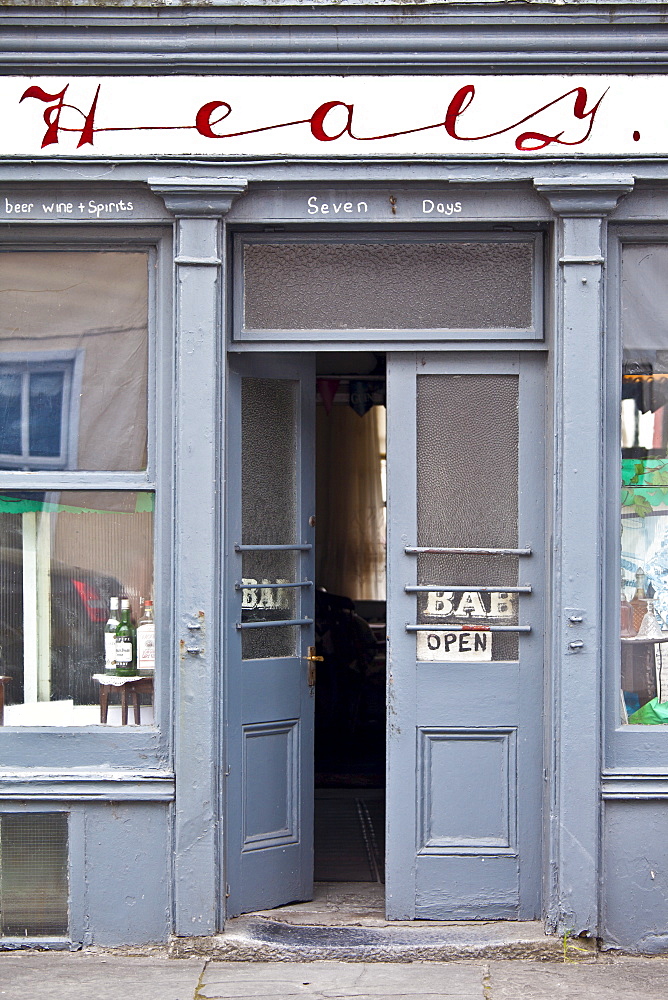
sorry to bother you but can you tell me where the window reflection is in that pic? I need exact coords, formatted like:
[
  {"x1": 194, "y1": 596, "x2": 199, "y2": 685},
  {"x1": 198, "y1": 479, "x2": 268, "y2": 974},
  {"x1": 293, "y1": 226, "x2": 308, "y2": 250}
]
[
  {"x1": 621, "y1": 245, "x2": 668, "y2": 724},
  {"x1": 0, "y1": 253, "x2": 148, "y2": 471}
]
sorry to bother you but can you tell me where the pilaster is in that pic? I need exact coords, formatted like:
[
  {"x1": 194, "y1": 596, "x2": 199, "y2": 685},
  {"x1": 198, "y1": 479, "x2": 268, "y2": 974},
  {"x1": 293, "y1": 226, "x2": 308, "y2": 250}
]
[
  {"x1": 149, "y1": 176, "x2": 247, "y2": 937},
  {"x1": 534, "y1": 176, "x2": 633, "y2": 937}
]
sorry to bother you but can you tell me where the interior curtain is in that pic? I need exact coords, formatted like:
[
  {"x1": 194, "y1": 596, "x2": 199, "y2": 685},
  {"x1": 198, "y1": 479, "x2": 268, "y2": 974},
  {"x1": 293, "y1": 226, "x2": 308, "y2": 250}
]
[{"x1": 315, "y1": 403, "x2": 386, "y2": 601}]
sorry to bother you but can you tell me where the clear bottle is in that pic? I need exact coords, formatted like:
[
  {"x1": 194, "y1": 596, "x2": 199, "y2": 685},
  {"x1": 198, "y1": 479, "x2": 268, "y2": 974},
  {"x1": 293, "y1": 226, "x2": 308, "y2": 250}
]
[
  {"x1": 104, "y1": 597, "x2": 120, "y2": 672},
  {"x1": 630, "y1": 566, "x2": 649, "y2": 634},
  {"x1": 114, "y1": 599, "x2": 137, "y2": 676},
  {"x1": 621, "y1": 573, "x2": 634, "y2": 637},
  {"x1": 136, "y1": 599, "x2": 155, "y2": 673}
]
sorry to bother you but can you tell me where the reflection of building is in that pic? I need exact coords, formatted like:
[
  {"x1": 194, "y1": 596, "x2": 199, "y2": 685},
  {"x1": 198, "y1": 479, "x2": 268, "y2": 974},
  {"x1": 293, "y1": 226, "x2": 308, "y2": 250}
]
[
  {"x1": 1, "y1": 1, "x2": 668, "y2": 960},
  {"x1": 0, "y1": 352, "x2": 82, "y2": 470},
  {"x1": 0, "y1": 253, "x2": 148, "y2": 472}
]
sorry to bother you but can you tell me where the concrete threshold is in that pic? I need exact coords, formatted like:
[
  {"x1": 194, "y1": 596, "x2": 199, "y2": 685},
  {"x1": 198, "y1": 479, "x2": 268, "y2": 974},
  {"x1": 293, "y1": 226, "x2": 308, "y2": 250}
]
[{"x1": 170, "y1": 882, "x2": 576, "y2": 963}]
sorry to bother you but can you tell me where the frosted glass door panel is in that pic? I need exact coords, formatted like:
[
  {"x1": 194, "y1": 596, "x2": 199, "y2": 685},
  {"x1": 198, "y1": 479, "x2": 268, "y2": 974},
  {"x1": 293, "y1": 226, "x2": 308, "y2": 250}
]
[
  {"x1": 242, "y1": 240, "x2": 536, "y2": 333},
  {"x1": 416, "y1": 374, "x2": 520, "y2": 661},
  {"x1": 241, "y1": 377, "x2": 299, "y2": 659}
]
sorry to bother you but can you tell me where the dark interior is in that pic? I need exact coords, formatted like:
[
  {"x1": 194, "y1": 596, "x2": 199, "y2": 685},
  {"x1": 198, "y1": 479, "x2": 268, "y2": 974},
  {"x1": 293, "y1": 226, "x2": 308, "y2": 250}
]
[{"x1": 313, "y1": 354, "x2": 387, "y2": 884}]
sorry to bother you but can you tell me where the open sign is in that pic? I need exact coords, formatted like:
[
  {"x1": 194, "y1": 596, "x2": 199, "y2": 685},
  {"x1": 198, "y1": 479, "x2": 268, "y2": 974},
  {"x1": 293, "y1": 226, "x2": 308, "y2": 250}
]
[{"x1": 417, "y1": 629, "x2": 492, "y2": 662}]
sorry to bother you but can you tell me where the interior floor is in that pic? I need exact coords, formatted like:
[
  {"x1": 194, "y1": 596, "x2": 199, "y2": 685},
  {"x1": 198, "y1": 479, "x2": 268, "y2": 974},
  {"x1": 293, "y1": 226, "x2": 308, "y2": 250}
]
[
  {"x1": 250, "y1": 881, "x2": 385, "y2": 925},
  {"x1": 314, "y1": 789, "x2": 385, "y2": 883}
]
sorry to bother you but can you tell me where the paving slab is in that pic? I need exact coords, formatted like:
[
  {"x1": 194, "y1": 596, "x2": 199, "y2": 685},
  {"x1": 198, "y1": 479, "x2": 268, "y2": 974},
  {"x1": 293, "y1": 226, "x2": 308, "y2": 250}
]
[
  {"x1": 2, "y1": 950, "x2": 668, "y2": 1000},
  {"x1": 201, "y1": 960, "x2": 485, "y2": 999},
  {"x1": 486, "y1": 957, "x2": 668, "y2": 1000},
  {"x1": 0, "y1": 952, "x2": 204, "y2": 1000}
]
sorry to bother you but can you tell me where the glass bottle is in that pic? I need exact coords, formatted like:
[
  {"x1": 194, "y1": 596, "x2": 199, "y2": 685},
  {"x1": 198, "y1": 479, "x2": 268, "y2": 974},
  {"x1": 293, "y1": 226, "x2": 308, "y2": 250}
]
[
  {"x1": 620, "y1": 573, "x2": 634, "y2": 637},
  {"x1": 136, "y1": 599, "x2": 155, "y2": 673},
  {"x1": 114, "y1": 599, "x2": 137, "y2": 676},
  {"x1": 104, "y1": 597, "x2": 120, "y2": 672},
  {"x1": 630, "y1": 566, "x2": 649, "y2": 634}
]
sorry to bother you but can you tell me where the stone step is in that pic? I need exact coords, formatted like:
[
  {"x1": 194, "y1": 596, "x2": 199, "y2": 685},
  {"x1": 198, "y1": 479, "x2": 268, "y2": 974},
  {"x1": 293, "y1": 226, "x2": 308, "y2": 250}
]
[{"x1": 170, "y1": 917, "x2": 581, "y2": 962}]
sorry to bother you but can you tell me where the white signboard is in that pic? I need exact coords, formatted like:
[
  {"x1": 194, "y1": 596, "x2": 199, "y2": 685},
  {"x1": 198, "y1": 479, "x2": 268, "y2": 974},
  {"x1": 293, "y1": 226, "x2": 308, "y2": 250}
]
[
  {"x1": 0, "y1": 75, "x2": 660, "y2": 158},
  {"x1": 417, "y1": 629, "x2": 492, "y2": 663}
]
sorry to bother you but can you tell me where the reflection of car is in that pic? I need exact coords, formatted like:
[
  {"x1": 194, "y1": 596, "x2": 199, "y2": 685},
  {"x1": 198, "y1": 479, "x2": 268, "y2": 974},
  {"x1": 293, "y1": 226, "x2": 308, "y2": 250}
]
[{"x1": 0, "y1": 545, "x2": 123, "y2": 706}]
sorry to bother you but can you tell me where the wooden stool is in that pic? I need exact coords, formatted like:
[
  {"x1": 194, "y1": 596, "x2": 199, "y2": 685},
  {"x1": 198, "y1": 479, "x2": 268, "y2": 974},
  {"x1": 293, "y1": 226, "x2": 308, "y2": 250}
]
[{"x1": 93, "y1": 675, "x2": 154, "y2": 725}]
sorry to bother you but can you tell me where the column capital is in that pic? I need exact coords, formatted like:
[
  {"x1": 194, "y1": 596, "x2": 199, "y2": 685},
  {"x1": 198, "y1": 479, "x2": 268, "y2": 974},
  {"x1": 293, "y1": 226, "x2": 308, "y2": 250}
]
[
  {"x1": 147, "y1": 176, "x2": 247, "y2": 217},
  {"x1": 533, "y1": 176, "x2": 634, "y2": 217}
]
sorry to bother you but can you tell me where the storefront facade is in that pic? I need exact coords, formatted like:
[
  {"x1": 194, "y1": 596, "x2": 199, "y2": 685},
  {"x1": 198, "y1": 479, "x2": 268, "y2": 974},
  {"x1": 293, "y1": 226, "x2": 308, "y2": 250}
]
[{"x1": 1, "y1": 1, "x2": 668, "y2": 954}]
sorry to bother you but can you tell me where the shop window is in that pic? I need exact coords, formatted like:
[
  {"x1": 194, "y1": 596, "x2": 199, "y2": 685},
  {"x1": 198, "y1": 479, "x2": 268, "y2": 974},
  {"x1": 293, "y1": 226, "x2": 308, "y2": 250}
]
[
  {"x1": 0, "y1": 812, "x2": 68, "y2": 937},
  {"x1": 620, "y1": 244, "x2": 668, "y2": 724},
  {"x1": 0, "y1": 492, "x2": 154, "y2": 726},
  {"x1": 0, "y1": 251, "x2": 155, "y2": 728}
]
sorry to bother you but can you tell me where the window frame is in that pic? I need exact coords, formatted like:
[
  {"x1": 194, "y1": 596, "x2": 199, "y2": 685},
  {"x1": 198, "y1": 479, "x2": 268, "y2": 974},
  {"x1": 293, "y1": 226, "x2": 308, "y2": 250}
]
[
  {"x1": 606, "y1": 226, "x2": 668, "y2": 770},
  {"x1": 0, "y1": 227, "x2": 173, "y2": 768}
]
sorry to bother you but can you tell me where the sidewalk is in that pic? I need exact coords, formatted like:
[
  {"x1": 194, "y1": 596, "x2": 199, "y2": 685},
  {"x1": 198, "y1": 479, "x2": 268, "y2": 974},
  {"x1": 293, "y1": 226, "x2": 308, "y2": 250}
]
[{"x1": 2, "y1": 953, "x2": 668, "y2": 1000}]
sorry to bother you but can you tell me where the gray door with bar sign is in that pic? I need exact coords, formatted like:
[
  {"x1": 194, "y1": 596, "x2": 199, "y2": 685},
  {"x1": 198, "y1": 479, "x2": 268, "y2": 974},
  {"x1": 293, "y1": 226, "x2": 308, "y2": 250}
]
[
  {"x1": 386, "y1": 352, "x2": 545, "y2": 920},
  {"x1": 225, "y1": 353, "x2": 316, "y2": 917}
]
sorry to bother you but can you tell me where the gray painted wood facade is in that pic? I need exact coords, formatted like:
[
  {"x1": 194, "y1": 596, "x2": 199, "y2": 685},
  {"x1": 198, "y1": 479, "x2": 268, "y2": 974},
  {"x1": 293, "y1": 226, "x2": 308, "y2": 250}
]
[{"x1": 0, "y1": 1, "x2": 667, "y2": 954}]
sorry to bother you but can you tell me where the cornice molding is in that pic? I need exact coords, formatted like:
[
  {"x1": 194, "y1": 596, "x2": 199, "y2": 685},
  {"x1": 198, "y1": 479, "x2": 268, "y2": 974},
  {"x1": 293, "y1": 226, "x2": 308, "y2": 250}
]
[
  {"x1": 533, "y1": 176, "x2": 635, "y2": 216},
  {"x1": 148, "y1": 177, "x2": 248, "y2": 218},
  {"x1": 0, "y1": 769, "x2": 176, "y2": 802},
  {"x1": 4, "y1": 9, "x2": 668, "y2": 73},
  {"x1": 602, "y1": 771, "x2": 668, "y2": 799}
]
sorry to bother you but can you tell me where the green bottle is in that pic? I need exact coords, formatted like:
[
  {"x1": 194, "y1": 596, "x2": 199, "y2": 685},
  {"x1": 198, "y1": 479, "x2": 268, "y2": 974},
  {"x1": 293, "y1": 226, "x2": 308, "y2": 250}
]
[{"x1": 114, "y1": 599, "x2": 137, "y2": 676}]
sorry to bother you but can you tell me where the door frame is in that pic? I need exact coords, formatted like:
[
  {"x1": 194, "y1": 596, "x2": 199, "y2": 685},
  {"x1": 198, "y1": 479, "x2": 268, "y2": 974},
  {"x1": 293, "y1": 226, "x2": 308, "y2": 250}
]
[{"x1": 222, "y1": 345, "x2": 547, "y2": 923}]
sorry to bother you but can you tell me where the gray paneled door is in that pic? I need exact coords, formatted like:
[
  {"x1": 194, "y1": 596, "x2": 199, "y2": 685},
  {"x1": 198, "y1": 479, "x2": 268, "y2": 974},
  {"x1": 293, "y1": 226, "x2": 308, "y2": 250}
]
[
  {"x1": 386, "y1": 352, "x2": 545, "y2": 920},
  {"x1": 225, "y1": 353, "x2": 315, "y2": 918}
]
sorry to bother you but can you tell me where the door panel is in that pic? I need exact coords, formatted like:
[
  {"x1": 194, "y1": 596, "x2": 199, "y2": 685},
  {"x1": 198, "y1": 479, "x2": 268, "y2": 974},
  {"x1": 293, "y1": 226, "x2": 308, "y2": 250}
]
[
  {"x1": 386, "y1": 352, "x2": 545, "y2": 920},
  {"x1": 225, "y1": 354, "x2": 315, "y2": 918}
]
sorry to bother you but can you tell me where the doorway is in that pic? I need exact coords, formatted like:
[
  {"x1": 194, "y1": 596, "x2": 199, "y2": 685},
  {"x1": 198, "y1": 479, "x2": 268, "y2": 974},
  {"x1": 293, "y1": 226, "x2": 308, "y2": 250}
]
[
  {"x1": 224, "y1": 349, "x2": 545, "y2": 923},
  {"x1": 313, "y1": 353, "x2": 387, "y2": 892}
]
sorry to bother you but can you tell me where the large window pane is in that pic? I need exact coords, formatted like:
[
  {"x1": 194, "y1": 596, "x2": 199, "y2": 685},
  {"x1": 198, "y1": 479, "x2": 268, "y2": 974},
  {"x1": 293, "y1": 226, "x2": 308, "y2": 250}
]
[
  {"x1": 0, "y1": 491, "x2": 154, "y2": 727},
  {"x1": 0, "y1": 252, "x2": 148, "y2": 471},
  {"x1": 621, "y1": 244, "x2": 668, "y2": 724}
]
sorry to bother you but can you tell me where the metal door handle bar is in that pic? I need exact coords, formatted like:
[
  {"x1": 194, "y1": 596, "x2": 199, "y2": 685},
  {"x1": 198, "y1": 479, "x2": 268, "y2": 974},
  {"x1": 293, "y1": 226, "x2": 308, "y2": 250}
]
[
  {"x1": 235, "y1": 543, "x2": 312, "y2": 552},
  {"x1": 405, "y1": 546, "x2": 532, "y2": 556},
  {"x1": 405, "y1": 585, "x2": 532, "y2": 594},
  {"x1": 235, "y1": 581, "x2": 313, "y2": 590},
  {"x1": 406, "y1": 624, "x2": 531, "y2": 633},
  {"x1": 236, "y1": 618, "x2": 313, "y2": 630}
]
